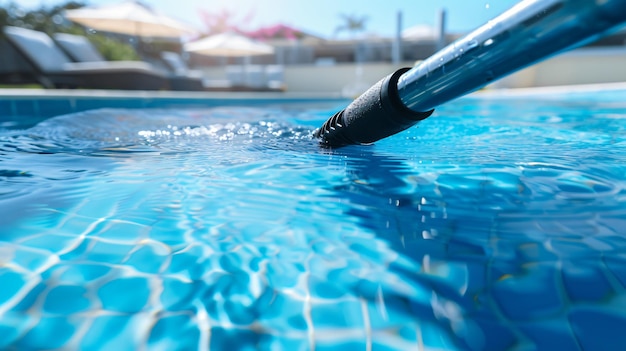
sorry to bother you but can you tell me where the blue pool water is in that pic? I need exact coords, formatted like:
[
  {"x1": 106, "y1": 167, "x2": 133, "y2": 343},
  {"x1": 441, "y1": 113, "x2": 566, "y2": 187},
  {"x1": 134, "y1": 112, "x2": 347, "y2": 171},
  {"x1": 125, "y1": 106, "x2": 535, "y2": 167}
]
[{"x1": 1, "y1": 90, "x2": 626, "y2": 350}]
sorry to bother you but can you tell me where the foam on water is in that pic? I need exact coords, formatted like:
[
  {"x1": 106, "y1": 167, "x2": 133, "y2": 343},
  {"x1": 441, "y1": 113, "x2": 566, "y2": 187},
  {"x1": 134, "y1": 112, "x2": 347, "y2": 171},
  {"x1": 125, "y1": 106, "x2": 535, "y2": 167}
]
[{"x1": 1, "y1": 93, "x2": 626, "y2": 350}]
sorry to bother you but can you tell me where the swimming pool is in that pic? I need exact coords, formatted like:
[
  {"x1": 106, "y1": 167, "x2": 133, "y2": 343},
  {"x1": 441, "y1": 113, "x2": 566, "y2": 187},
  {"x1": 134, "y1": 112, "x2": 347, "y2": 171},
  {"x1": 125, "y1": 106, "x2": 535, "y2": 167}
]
[{"x1": 1, "y1": 87, "x2": 626, "y2": 350}]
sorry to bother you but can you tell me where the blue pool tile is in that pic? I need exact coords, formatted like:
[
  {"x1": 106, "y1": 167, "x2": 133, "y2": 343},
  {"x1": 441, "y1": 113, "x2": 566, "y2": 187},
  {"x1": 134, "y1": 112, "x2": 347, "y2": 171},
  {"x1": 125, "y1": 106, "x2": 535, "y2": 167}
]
[
  {"x1": 309, "y1": 274, "x2": 349, "y2": 299},
  {"x1": 419, "y1": 321, "x2": 464, "y2": 350},
  {"x1": 10, "y1": 247, "x2": 54, "y2": 272},
  {"x1": 147, "y1": 314, "x2": 200, "y2": 351},
  {"x1": 12, "y1": 281, "x2": 46, "y2": 312},
  {"x1": 1, "y1": 98, "x2": 74, "y2": 119},
  {"x1": 369, "y1": 329, "x2": 449, "y2": 351},
  {"x1": 257, "y1": 335, "x2": 309, "y2": 351},
  {"x1": 249, "y1": 256, "x2": 263, "y2": 272},
  {"x1": 96, "y1": 220, "x2": 147, "y2": 241},
  {"x1": 219, "y1": 252, "x2": 245, "y2": 273},
  {"x1": 38, "y1": 98, "x2": 75, "y2": 117},
  {"x1": 98, "y1": 277, "x2": 150, "y2": 313},
  {"x1": 58, "y1": 238, "x2": 93, "y2": 261},
  {"x1": 549, "y1": 238, "x2": 600, "y2": 258},
  {"x1": 224, "y1": 299, "x2": 259, "y2": 325},
  {"x1": 10, "y1": 99, "x2": 37, "y2": 118},
  {"x1": 43, "y1": 285, "x2": 90, "y2": 314},
  {"x1": 203, "y1": 270, "x2": 249, "y2": 299},
  {"x1": 466, "y1": 317, "x2": 518, "y2": 351},
  {"x1": 397, "y1": 325, "x2": 418, "y2": 341},
  {"x1": 0, "y1": 269, "x2": 26, "y2": 306},
  {"x1": 83, "y1": 241, "x2": 138, "y2": 265},
  {"x1": 518, "y1": 318, "x2": 580, "y2": 351},
  {"x1": 0, "y1": 312, "x2": 33, "y2": 349},
  {"x1": 0, "y1": 98, "x2": 13, "y2": 117},
  {"x1": 17, "y1": 316, "x2": 76, "y2": 349},
  {"x1": 400, "y1": 236, "x2": 451, "y2": 262},
  {"x1": 516, "y1": 241, "x2": 559, "y2": 262},
  {"x1": 80, "y1": 315, "x2": 139, "y2": 351},
  {"x1": 0, "y1": 325, "x2": 20, "y2": 349},
  {"x1": 124, "y1": 244, "x2": 168, "y2": 274},
  {"x1": 491, "y1": 262, "x2": 564, "y2": 321},
  {"x1": 202, "y1": 273, "x2": 258, "y2": 324},
  {"x1": 315, "y1": 340, "x2": 368, "y2": 351},
  {"x1": 73, "y1": 98, "x2": 136, "y2": 112},
  {"x1": 569, "y1": 308, "x2": 626, "y2": 351},
  {"x1": 286, "y1": 314, "x2": 309, "y2": 330},
  {"x1": 447, "y1": 239, "x2": 488, "y2": 258},
  {"x1": 603, "y1": 255, "x2": 626, "y2": 289},
  {"x1": 349, "y1": 279, "x2": 385, "y2": 301},
  {"x1": 248, "y1": 290, "x2": 308, "y2": 331},
  {"x1": 461, "y1": 260, "x2": 489, "y2": 299},
  {"x1": 58, "y1": 263, "x2": 112, "y2": 285},
  {"x1": 347, "y1": 240, "x2": 395, "y2": 263},
  {"x1": 561, "y1": 260, "x2": 613, "y2": 302},
  {"x1": 209, "y1": 327, "x2": 261, "y2": 351},
  {"x1": 160, "y1": 278, "x2": 202, "y2": 311},
  {"x1": 362, "y1": 296, "x2": 423, "y2": 330},
  {"x1": 166, "y1": 246, "x2": 209, "y2": 279},
  {"x1": 310, "y1": 300, "x2": 363, "y2": 329},
  {"x1": 20, "y1": 233, "x2": 78, "y2": 253}
]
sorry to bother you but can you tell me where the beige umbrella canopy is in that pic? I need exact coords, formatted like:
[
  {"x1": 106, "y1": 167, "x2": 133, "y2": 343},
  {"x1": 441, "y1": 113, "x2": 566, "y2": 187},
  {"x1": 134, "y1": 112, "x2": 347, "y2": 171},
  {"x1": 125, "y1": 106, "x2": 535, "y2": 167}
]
[
  {"x1": 64, "y1": 1, "x2": 197, "y2": 38},
  {"x1": 184, "y1": 32, "x2": 274, "y2": 57}
]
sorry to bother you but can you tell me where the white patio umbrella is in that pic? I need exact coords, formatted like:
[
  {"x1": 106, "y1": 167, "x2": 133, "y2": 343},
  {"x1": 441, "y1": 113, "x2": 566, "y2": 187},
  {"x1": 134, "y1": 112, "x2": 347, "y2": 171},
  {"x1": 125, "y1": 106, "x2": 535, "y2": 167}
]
[
  {"x1": 402, "y1": 24, "x2": 436, "y2": 41},
  {"x1": 64, "y1": 1, "x2": 197, "y2": 38},
  {"x1": 184, "y1": 32, "x2": 275, "y2": 88},
  {"x1": 183, "y1": 32, "x2": 274, "y2": 57}
]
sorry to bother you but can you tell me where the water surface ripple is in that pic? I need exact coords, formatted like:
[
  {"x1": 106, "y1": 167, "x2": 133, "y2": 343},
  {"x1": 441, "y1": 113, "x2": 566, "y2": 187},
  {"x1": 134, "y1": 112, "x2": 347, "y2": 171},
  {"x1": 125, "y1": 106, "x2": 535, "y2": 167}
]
[{"x1": 1, "y1": 94, "x2": 626, "y2": 350}]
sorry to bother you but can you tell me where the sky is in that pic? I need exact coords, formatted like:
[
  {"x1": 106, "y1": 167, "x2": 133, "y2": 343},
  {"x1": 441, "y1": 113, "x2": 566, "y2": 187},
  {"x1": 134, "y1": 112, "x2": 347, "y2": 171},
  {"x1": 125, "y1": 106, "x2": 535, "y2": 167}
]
[{"x1": 3, "y1": 0, "x2": 521, "y2": 38}]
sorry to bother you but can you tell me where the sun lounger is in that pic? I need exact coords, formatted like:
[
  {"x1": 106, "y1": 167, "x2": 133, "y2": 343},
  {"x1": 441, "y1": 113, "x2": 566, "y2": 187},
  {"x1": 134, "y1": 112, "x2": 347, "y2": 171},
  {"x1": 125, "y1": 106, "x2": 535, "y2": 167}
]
[
  {"x1": 53, "y1": 32, "x2": 108, "y2": 63},
  {"x1": 162, "y1": 51, "x2": 286, "y2": 92},
  {"x1": 158, "y1": 51, "x2": 213, "y2": 91},
  {"x1": 3, "y1": 26, "x2": 169, "y2": 90},
  {"x1": 53, "y1": 33, "x2": 204, "y2": 91},
  {"x1": 0, "y1": 36, "x2": 40, "y2": 85},
  {"x1": 53, "y1": 32, "x2": 217, "y2": 92},
  {"x1": 265, "y1": 65, "x2": 286, "y2": 91},
  {"x1": 225, "y1": 65, "x2": 285, "y2": 92}
]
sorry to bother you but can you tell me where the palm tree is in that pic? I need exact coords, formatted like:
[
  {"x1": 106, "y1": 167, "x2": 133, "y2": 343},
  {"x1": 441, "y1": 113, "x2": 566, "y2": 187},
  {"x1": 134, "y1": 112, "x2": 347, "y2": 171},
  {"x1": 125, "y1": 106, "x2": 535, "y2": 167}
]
[{"x1": 334, "y1": 13, "x2": 368, "y2": 39}]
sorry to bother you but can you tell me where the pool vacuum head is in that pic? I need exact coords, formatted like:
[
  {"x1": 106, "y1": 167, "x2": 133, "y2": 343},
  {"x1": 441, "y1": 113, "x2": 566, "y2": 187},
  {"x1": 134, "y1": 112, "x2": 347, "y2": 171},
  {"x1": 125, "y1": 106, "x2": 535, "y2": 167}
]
[{"x1": 314, "y1": 68, "x2": 434, "y2": 148}]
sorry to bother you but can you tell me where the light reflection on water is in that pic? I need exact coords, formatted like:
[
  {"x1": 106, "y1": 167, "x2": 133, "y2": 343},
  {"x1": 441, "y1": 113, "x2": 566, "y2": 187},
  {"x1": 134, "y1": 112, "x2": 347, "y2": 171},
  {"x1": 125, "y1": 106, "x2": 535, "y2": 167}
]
[{"x1": 0, "y1": 94, "x2": 626, "y2": 350}]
